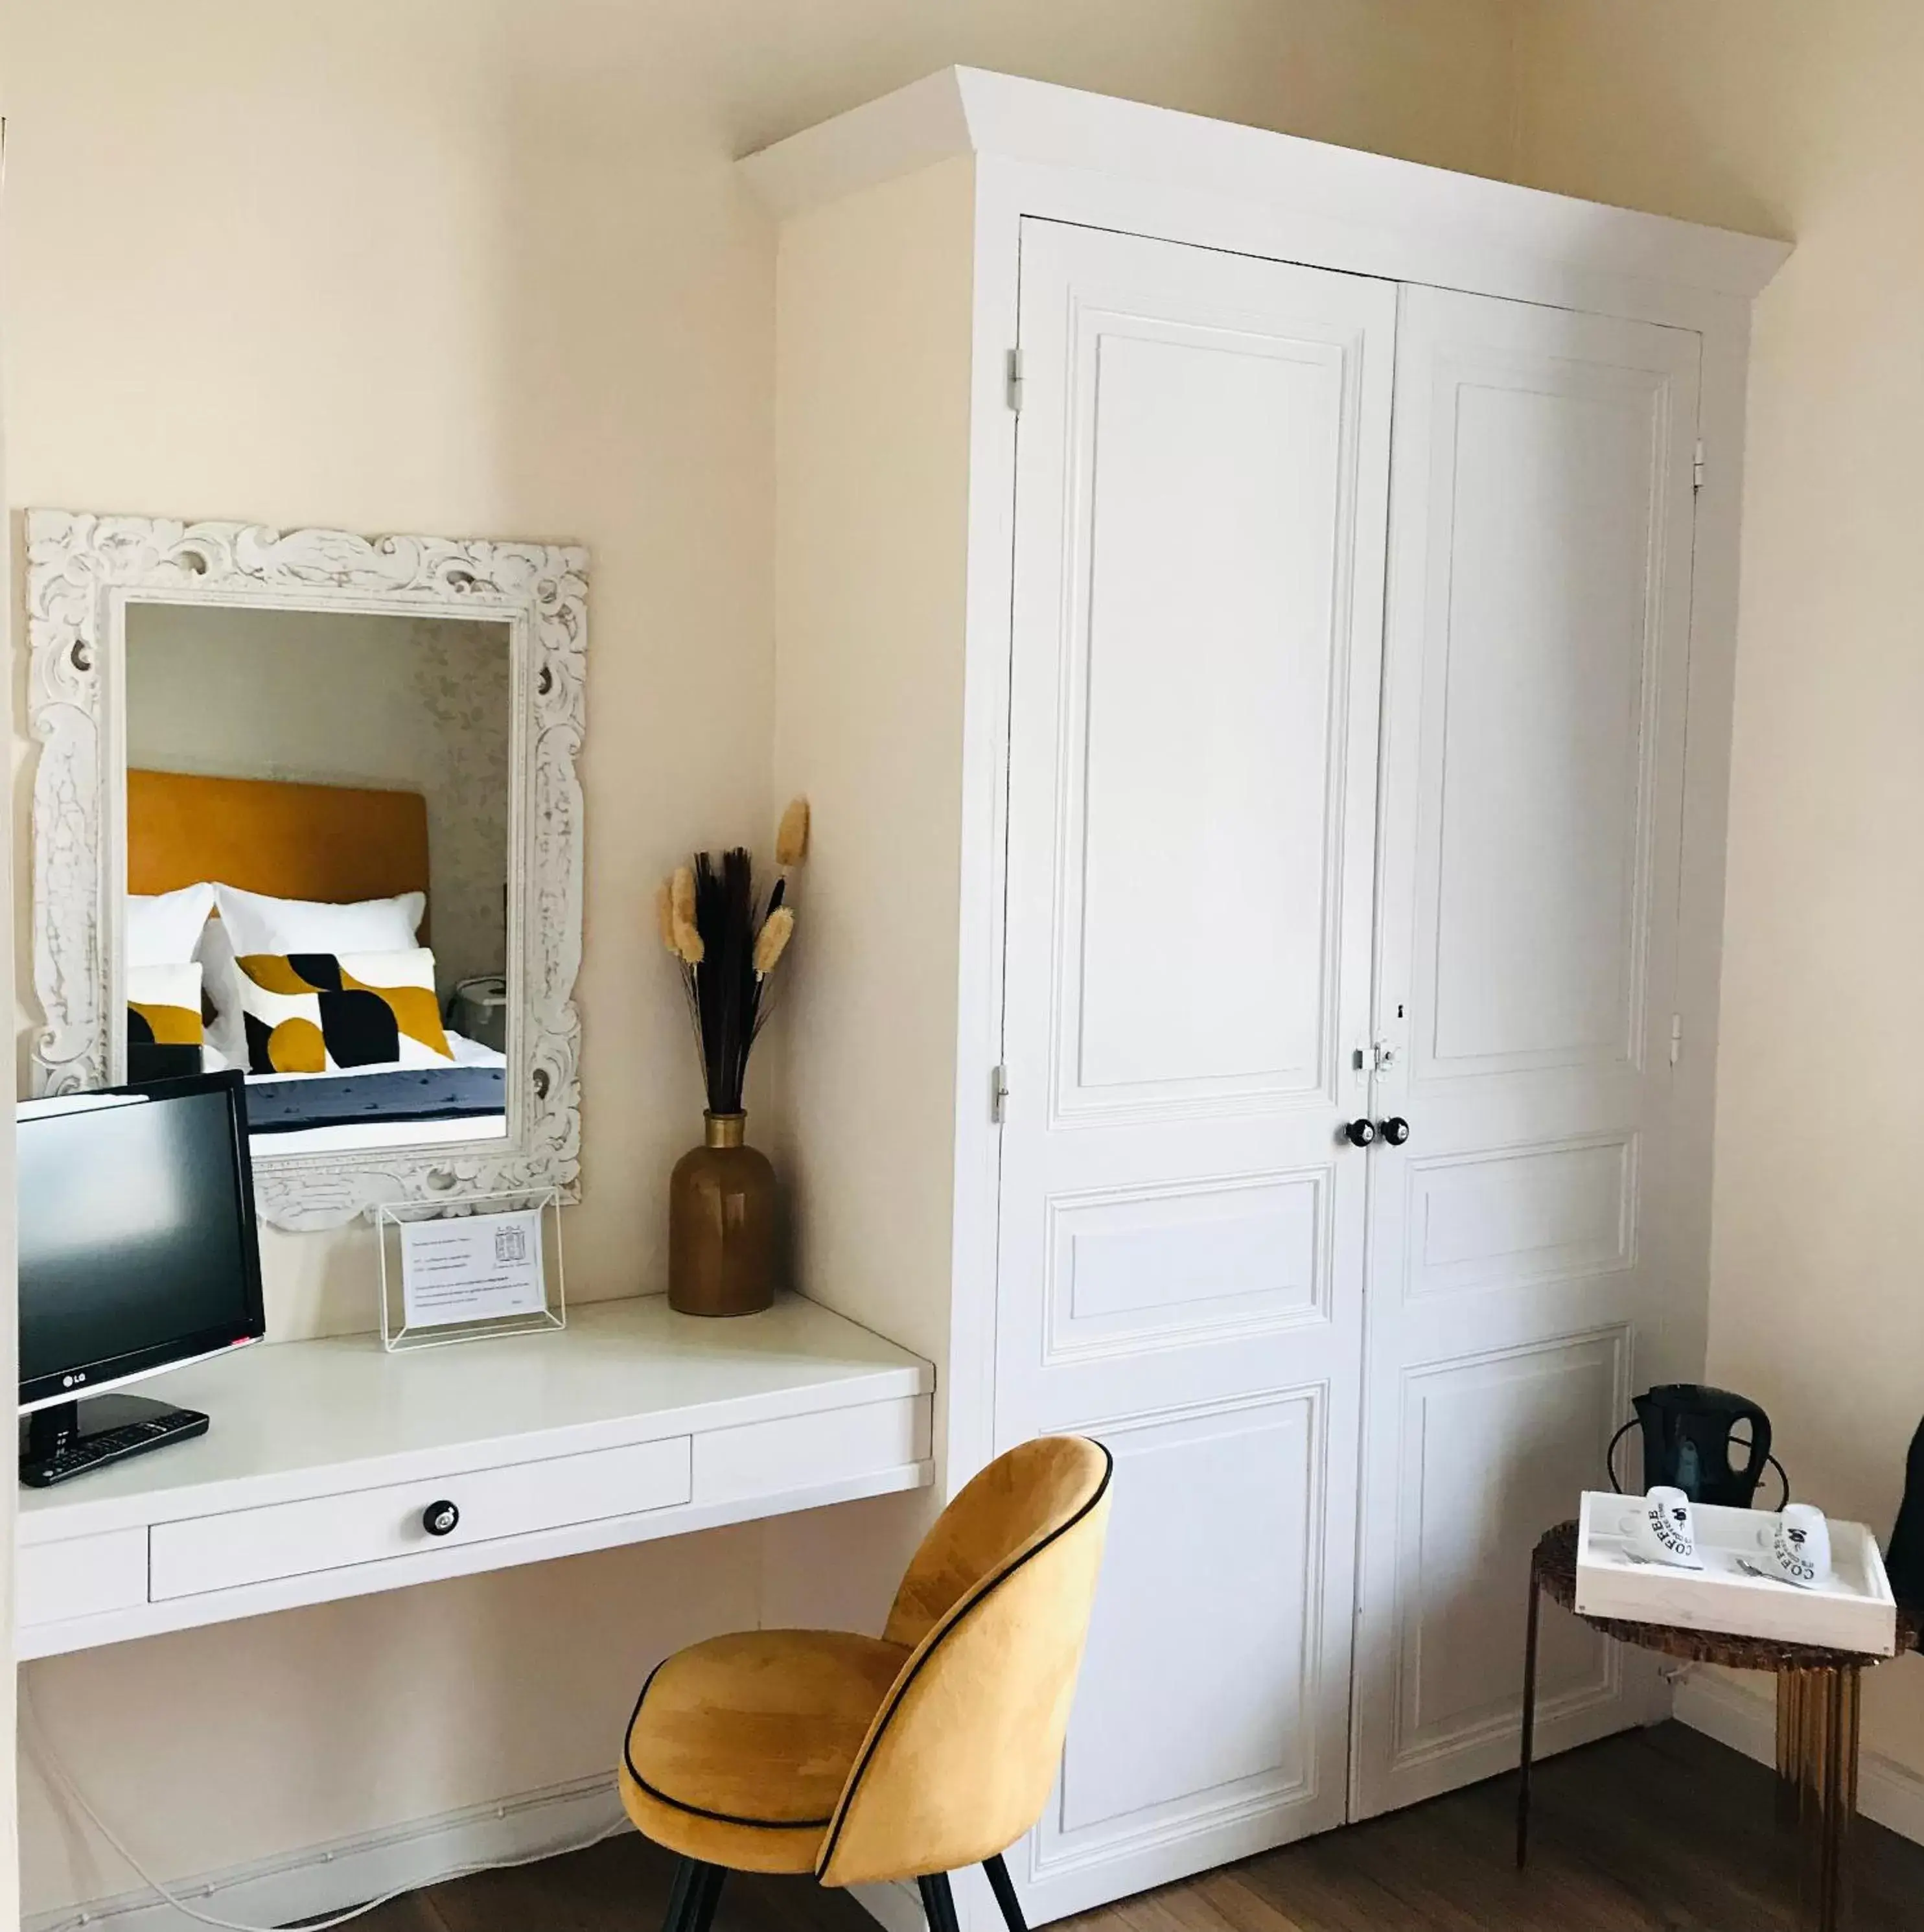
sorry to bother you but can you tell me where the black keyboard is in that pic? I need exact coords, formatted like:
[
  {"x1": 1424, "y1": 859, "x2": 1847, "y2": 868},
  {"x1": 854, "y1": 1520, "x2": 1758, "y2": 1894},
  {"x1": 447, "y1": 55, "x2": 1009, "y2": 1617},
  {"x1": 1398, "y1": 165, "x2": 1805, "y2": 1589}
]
[{"x1": 21, "y1": 1408, "x2": 209, "y2": 1487}]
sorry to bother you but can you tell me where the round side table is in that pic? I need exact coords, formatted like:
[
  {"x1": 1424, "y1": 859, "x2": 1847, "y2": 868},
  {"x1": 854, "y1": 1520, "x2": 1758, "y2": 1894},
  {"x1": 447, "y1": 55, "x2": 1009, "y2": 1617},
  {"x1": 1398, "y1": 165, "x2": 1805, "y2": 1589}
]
[{"x1": 1518, "y1": 1520, "x2": 1921, "y2": 1932}]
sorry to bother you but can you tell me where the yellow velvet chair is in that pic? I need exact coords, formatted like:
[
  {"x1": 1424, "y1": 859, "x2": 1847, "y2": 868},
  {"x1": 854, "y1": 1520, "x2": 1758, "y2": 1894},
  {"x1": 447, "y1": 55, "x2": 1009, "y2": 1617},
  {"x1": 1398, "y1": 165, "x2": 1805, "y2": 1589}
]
[{"x1": 618, "y1": 1435, "x2": 1113, "y2": 1932}]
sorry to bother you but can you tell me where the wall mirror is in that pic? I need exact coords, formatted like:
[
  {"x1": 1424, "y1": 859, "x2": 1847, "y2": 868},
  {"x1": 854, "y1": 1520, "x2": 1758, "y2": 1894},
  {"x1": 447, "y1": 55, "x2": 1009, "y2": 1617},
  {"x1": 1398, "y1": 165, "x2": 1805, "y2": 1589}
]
[{"x1": 27, "y1": 513, "x2": 586, "y2": 1230}]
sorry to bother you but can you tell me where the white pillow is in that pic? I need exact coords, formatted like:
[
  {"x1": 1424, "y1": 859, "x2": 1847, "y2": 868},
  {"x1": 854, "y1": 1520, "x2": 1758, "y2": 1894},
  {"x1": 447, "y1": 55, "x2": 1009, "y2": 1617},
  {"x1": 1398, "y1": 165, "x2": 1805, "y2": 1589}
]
[
  {"x1": 211, "y1": 883, "x2": 425, "y2": 957},
  {"x1": 126, "y1": 883, "x2": 216, "y2": 966},
  {"x1": 197, "y1": 916, "x2": 248, "y2": 1073}
]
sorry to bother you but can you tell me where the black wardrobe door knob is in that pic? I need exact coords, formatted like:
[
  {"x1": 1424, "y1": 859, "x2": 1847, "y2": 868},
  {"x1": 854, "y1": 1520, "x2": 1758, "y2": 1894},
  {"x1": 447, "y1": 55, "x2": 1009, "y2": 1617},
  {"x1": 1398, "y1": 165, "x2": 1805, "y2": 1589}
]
[
  {"x1": 423, "y1": 1500, "x2": 460, "y2": 1537},
  {"x1": 1380, "y1": 1117, "x2": 1411, "y2": 1146},
  {"x1": 1344, "y1": 1118, "x2": 1378, "y2": 1148}
]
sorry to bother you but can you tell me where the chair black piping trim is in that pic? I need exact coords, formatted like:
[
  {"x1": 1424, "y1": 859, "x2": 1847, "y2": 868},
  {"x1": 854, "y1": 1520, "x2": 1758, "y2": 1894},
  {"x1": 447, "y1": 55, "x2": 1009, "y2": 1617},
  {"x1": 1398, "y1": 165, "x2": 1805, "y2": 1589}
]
[
  {"x1": 621, "y1": 1655, "x2": 832, "y2": 1831},
  {"x1": 815, "y1": 1439, "x2": 1115, "y2": 1876}
]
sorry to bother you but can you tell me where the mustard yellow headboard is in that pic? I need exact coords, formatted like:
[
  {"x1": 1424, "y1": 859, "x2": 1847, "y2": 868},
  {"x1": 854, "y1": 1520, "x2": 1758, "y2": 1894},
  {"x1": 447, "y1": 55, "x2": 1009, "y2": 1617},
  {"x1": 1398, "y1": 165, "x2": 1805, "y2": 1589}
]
[{"x1": 127, "y1": 770, "x2": 430, "y2": 916}]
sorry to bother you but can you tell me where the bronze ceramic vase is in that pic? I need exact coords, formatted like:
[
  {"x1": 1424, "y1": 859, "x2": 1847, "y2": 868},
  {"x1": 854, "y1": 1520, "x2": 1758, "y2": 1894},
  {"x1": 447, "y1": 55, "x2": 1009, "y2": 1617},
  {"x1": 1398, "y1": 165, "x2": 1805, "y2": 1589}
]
[{"x1": 668, "y1": 1111, "x2": 776, "y2": 1316}]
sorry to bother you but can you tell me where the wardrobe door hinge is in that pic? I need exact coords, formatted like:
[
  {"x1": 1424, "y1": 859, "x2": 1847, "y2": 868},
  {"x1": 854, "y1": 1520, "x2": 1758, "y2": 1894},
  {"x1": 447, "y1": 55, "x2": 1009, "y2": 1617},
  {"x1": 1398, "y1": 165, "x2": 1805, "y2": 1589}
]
[
  {"x1": 1693, "y1": 441, "x2": 1706, "y2": 493},
  {"x1": 1005, "y1": 349, "x2": 1023, "y2": 413},
  {"x1": 990, "y1": 1064, "x2": 1010, "y2": 1123},
  {"x1": 1669, "y1": 1014, "x2": 1684, "y2": 1067}
]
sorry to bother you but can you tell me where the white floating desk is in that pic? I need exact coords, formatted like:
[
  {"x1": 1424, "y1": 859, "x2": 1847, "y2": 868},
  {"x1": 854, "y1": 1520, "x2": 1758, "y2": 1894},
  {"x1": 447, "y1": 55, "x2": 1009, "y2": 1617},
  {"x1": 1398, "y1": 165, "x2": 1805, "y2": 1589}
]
[{"x1": 16, "y1": 1294, "x2": 934, "y2": 1660}]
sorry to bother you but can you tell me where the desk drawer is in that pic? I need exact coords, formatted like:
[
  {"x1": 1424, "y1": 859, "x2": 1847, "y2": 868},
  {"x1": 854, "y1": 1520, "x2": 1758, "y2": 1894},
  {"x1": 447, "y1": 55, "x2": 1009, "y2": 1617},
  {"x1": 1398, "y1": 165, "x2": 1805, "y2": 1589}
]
[
  {"x1": 149, "y1": 1436, "x2": 692, "y2": 1600},
  {"x1": 17, "y1": 1527, "x2": 150, "y2": 1627}
]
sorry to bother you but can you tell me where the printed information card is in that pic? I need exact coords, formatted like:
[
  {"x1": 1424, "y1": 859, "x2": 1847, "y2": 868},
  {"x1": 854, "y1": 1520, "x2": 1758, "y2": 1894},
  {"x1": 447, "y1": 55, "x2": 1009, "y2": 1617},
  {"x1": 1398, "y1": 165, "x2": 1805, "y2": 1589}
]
[{"x1": 399, "y1": 1207, "x2": 546, "y2": 1329}]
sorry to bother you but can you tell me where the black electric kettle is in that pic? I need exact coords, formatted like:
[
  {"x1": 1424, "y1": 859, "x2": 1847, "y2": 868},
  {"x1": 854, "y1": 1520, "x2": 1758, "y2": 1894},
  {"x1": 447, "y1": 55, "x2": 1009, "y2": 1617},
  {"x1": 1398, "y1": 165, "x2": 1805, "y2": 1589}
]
[{"x1": 1607, "y1": 1383, "x2": 1788, "y2": 1506}]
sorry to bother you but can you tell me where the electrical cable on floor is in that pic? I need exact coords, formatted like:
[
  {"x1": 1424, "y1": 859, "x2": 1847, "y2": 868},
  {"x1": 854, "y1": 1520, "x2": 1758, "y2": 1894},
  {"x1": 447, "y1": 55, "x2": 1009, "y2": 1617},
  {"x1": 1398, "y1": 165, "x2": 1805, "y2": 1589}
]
[{"x1": 20, "y1": 1682, "x2": 632, "y2": 1932}]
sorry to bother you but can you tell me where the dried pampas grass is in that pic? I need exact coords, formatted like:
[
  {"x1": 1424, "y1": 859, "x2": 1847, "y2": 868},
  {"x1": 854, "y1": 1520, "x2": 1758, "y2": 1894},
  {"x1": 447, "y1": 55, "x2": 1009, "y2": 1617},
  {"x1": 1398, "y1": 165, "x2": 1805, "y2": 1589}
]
[
  {"x1": 753, "y1": 905, "x2": 795, "y2": 976},
  {"x1": 775, "y1": 797, "x2": 810, "y2": 868},
  {"x1": 669, "y1": 864, "x2": 705, "y2": 963},
  {"x1": 657, "y1": 828, "x2": 804, "y2": 1114}
]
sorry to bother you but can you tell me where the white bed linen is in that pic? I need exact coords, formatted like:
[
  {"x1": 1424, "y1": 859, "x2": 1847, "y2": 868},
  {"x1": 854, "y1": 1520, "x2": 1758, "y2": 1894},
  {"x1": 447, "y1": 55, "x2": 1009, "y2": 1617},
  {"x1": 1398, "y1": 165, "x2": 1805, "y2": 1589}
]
[
  {"x1": 240, "y1": 1030, "x2": 505, "y2": 1083},
  {"x1": 252, "y1": 1111, "x2": 508, "y2": 1156}
]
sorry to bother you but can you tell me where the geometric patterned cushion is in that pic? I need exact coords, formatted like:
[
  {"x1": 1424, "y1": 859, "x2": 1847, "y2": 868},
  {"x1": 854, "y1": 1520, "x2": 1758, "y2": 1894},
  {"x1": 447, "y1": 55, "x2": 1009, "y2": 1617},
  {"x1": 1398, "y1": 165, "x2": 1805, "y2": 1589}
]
[
  {"x1": 236, "y1": 947, "x2": 454, "y2": 1075},
  {"x1": 127, "y1": 960, "x2": 205, "y2": 1049}
]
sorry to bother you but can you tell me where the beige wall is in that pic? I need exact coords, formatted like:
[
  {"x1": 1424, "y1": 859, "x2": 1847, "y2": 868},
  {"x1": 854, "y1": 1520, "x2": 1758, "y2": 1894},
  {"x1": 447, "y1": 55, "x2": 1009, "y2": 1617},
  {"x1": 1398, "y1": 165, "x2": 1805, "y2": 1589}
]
[
  {"x1": 770, "y1": 156, "x2": 979, "y2": 1416},
  {"x1": 1513, "y1": 0, "x2": 1924, "y2": 1783},
  {"x1": 0, "y1": 1, "x2": 1523, "y2": 1914}
]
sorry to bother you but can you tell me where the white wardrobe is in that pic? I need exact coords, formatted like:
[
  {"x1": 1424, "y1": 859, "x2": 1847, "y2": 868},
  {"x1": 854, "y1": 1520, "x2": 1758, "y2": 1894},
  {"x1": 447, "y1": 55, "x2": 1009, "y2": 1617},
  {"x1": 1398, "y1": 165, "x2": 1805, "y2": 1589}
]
[{"x1": 747, "y1": 70, "x2": 1787, "y2": 1926}]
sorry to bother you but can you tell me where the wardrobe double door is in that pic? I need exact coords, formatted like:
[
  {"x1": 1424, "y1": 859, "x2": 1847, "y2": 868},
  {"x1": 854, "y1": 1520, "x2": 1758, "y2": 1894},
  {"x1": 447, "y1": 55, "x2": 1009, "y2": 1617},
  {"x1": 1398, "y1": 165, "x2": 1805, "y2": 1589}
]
[{"x1": 994, "y1": 219, "x2": 1702, "y2": 1918}]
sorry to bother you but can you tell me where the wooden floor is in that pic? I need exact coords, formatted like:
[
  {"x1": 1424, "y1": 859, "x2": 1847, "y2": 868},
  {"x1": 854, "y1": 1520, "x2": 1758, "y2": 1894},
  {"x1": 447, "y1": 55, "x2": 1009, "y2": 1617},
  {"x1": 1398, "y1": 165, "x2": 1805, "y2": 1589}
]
[{"x1": 358, "y1": 1724, "x2": 1924, "y2": 1932}]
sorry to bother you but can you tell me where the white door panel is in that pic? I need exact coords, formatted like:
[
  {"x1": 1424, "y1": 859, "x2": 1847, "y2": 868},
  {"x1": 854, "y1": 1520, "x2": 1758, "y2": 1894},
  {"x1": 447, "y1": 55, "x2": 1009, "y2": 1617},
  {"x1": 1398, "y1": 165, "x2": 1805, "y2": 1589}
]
[
  {"x1": 1418, "y1": 373, "x2": 1664, "y2": 1077},
  {"x1": 1056, "y1": 1395, "x2": 1324, "y2": 1828},
  {"x1": 1071, "y1": 328, "x2": 1345, "y2": 1098},
  {"x1": 1352, "y1": 285, "x2": 1700, "y2": 1817},
  {"x1": 1029, "y1": 1392, "x2": 1341, "y2": 1909},
  {"x1": 997, "y1": 218, "x2": 1395, "y2": 1918},
  {"x1": 1386, "y1": 1333, "x2": 1624, "y2": 1767}
]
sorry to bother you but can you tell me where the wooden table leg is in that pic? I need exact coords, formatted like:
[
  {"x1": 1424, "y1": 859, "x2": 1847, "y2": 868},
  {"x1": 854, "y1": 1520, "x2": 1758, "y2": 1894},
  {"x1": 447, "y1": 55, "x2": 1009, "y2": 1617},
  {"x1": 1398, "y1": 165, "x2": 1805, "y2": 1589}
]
[
  {"x1": 1846, "y1": 1662, "x2": 1862, "y2": 1821},
  {"x1": 1778, "y1": 1668, "x2": 1807, "y2": 1830},
  {"x1": 1516, "y1": 1565, "x2": 1542, "y2": 1870},
  {"x1": 1797, "y1": 1666, "x2": 1823, "y2": 1924}
]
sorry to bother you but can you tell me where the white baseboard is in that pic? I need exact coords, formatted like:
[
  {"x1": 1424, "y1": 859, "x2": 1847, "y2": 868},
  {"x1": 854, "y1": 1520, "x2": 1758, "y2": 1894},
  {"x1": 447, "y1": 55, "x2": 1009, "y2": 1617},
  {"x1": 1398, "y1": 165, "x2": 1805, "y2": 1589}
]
[
  {"x1": 1675, "y1": 1667, "x2": 1924, "y2": 1848},
  {"x1": 851, "y1": 1880, "x2": 927, "y2": 1932},
  {"x1": 27, "y1": 1773, "x2": 630, "y2": 1932},
  {"x1": 27, "y1": 1776, "x2": 919, "y2": 1932}
]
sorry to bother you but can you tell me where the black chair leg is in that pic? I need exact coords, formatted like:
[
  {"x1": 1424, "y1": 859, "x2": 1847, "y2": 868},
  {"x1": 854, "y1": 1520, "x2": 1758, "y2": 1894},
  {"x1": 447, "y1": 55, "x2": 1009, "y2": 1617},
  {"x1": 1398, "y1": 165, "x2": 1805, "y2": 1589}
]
[
  {"x1": 660, "y1": 1857, "x2": 700, "y2": 1932},
  {"x1": 686, "y1": 1863, "x2": 728, "y2": 1932},
  {"x1": 982, "y1": 1854, "x2": 1028, "y2": 1932},
  {"x1": 661, "y1": 1859, "x2": 726, "y2": 1932},
  {"x1": 918, "y1": 1872, "x2": 961, "y2": 1932}
]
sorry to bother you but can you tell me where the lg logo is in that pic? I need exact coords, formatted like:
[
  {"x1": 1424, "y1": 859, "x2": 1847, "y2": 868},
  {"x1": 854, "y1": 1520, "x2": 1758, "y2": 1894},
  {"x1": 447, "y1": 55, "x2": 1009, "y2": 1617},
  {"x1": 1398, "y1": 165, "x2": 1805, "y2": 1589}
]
[{"x1": 61, "y1": 1371, "x2": 86, "y2": 1388}]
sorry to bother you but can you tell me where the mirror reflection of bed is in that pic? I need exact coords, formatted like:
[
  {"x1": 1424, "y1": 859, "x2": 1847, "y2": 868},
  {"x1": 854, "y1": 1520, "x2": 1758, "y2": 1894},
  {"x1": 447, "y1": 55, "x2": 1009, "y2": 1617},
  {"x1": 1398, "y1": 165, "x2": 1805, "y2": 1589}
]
[{"x1": 121, "y1": 603, "x2": 511, "y2": 1156}]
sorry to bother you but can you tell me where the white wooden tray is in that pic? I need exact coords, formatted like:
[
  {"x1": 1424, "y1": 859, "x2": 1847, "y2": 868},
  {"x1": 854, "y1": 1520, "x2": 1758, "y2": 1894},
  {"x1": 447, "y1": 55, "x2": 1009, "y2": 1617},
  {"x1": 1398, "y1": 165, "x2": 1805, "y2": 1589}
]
[{"x1": 1574, "y1": 1491, "x2": 1897, "y2": 1657}]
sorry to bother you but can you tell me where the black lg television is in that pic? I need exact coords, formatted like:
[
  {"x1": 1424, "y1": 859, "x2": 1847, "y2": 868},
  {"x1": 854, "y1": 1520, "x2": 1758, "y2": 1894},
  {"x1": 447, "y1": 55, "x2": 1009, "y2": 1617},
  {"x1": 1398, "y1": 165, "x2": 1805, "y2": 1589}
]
[{"x1": 17, "y1": 1069, "x2": 265, "y2": 1485}]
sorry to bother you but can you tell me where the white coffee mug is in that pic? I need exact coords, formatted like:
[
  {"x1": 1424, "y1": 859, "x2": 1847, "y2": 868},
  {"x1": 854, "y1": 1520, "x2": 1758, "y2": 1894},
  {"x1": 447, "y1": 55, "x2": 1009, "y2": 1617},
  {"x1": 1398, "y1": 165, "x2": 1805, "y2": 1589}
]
[
  {"x1": 1620, "y1": 1485, "x2": 1703, "y2": 1568},
  {"x1": 1756, "y1": 1503, "x2": 1831, "y2": 1589}
]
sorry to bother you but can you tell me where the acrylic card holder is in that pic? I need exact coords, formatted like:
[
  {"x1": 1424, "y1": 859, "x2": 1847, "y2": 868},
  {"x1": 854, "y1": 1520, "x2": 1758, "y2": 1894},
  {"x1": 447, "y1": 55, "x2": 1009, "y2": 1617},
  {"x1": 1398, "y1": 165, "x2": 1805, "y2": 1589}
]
[{"x1": 377, "y1": 1187, "x2": 565, "y2": 1351}]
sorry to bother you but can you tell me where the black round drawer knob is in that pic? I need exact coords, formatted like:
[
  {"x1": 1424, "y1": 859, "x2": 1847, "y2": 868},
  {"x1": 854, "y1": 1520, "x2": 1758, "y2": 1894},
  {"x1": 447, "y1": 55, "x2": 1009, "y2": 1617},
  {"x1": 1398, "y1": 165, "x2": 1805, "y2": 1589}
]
[
  {"x1": 1344, "y1": 1118, "x2": 1378, "y2": 1148},
  {"x1": 423, "y1": 1500, "x2": 460, "y2": 1537},
  {"x1": 1379, "y1": 1117, "x2": 1411, "y2": 1146}
]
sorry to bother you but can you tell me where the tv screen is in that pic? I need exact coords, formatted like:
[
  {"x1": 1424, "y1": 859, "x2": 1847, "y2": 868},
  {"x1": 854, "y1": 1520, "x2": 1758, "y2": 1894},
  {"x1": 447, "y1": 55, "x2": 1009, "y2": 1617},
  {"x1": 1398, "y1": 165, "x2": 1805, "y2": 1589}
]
[{"x1": 18, "y1": 1076, "x2": 264, "y2": 1408}]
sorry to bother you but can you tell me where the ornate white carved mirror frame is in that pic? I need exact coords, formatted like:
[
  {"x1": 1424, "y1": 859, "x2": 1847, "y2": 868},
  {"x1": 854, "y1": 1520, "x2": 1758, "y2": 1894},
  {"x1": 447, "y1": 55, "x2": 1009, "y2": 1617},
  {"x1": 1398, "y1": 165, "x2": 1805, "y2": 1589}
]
[{"x1": 26, "y1": 511, "x2": 586, "y2": 1231}]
